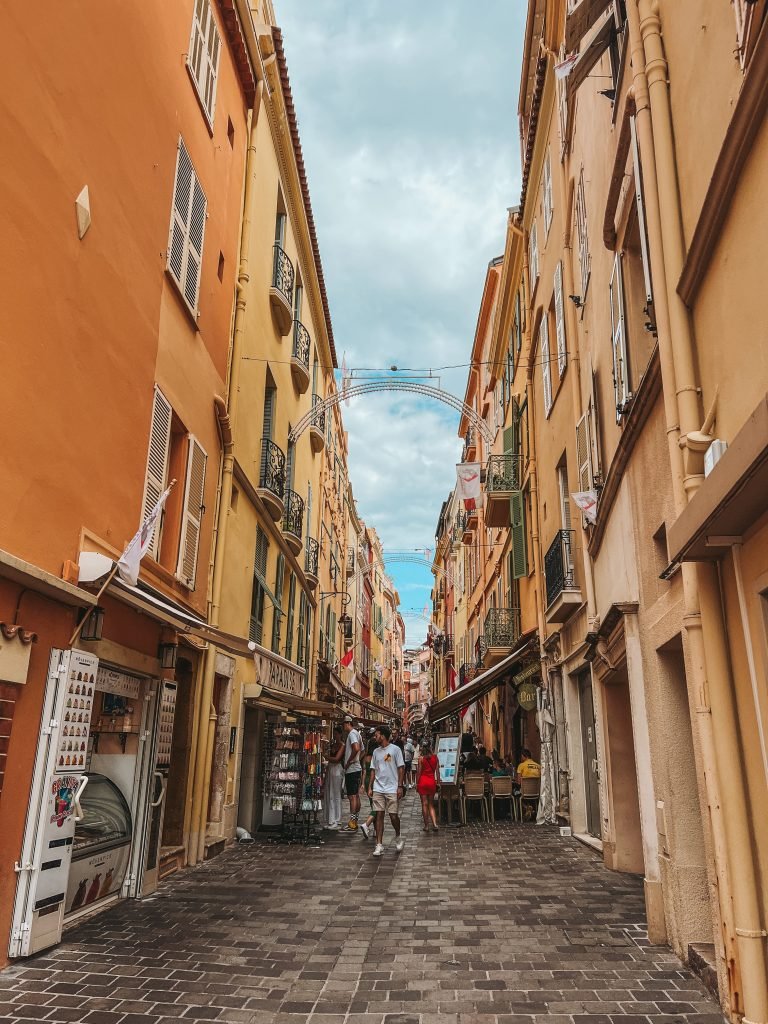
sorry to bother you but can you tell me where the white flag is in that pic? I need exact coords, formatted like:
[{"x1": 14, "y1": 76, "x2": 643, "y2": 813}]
[
  {"x1": 555, "y1": 52, "x2": 579, "y2": 79},
  {"x1": 456, "y1": 462, "x2": 481, "y2": 510},
  {"x1": 571, "y1": 490, "x2": 599, "y2": 524},
  {"x1": 117, "y1": 484, "x2": 174, "y2": 586}
]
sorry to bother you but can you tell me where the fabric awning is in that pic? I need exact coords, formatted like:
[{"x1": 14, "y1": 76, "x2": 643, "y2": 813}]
[{"x1": 427, "y1": 632, "x2": 537, "y2": 724}]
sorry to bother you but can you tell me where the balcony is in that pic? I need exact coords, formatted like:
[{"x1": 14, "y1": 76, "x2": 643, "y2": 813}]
[
  {"x1": 462, "y1": 507, "x2": 477, "y2": 543},
  {"x1": 485, "y1": 453, "x2": 523, "y2": 528},
  {"x1": 433, "y1": 633, "x2": 454, "y2": 658},
  {"x1": 544, "y1": 529, "x2": 582, "y2": 623},
  {"x1": 482, "y1": 608, "x2": 521, "y2": 667},
  {"x1": 462, "y1": 426, "x2": 477, "y2": 462},
  {"x1": 258, "y1": 438, "x2": 286, "y2": 521},
  {"x1": 452, "y1": 512, "x2": 466, "y2": 547},
  {"x1": 346, "y1": 545, "x2": 355, "y2": 577},
  {"x1": 459, "y1": 662, "x2": 477, "y2": 687},
  {"x1": 270, "y1": 243, "x2": 294, "y2": 335},
  {"x1": 290, "y1": 319, "x2": 311, "y2": 394},
  {"x1": 304, "y1": 537, "x2": 319, "y2": 590},
  {"x1": 281, "y1": 488, "x2": 305, "y2": 557},
  {"x1": 309, "y1": 394, "x2": 326, "y2": 454}
]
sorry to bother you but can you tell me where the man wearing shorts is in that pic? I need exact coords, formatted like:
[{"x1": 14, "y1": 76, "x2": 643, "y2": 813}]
[
  {"x1": 341, "y1": 715, "x2": 362, "y2": 831},
  {"x1": 367, "y1": 724, "x2": 405, "y2": 856}
]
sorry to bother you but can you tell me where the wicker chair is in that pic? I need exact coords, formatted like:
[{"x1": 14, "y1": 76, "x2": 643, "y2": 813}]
[
  {"x1": 489, "y1": 774, "x2": 518, "y2": 822},
  {"x1": 461, "y1": 773, "x2": 488, "y2": 824},
  {"x1": 520, "y1": 776, "x2": 541, "y2": 821}
]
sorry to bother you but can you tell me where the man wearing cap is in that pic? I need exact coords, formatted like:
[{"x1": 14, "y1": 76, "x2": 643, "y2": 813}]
[{"x1": 341, "y1": 715, "x2": 363, "y2": 831}]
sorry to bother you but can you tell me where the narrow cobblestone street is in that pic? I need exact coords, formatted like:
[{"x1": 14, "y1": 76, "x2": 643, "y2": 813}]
[{"x1": 0, "y1": 796, "x2": 722, "y2": 1024}]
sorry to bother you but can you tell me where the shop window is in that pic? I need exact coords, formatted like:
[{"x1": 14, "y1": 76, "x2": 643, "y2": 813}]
[
  {"x1": 167, "y1": 137, "x2": 207, "y2": 317},
  {"x1": 187, "y1": 0, "x2": 221, "y2": 125}
]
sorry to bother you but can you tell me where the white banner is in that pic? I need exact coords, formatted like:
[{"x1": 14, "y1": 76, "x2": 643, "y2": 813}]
[
  {"x1": 571, "y1": 490, "x2": 599, "y2": 524},
  {"x1": 117, "y1": 483, "x2": 174, "y2": 586},
  {"x1": 456, "y1": 463, "x2": 481, "y2": 510}
]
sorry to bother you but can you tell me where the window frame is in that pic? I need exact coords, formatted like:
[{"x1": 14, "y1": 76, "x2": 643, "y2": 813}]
[
  {"x1": 609, "y1": 252, "x2": 631, "y2": 420},
  {"x1": 186, "y1": 0, "x2": 221, "y2": 128}
]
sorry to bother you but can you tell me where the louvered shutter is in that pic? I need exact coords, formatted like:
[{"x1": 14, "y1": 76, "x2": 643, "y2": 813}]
[
  {"x1": 529, "y1": 222, "x2": 539, "y2": 282},
  {"x1": 167, "y1": 138, "x2": 207, "y2": 316},
  {"x1": 555, "y1": 262, "x2": 567, "y2": 376},
  {"x1": 609, "y1": 254, "x2": 629, "y2": 419},
  {"x1": 589, "y1": 366, "x2": 602, "y2": 482},
  {"x1": 540, "y1": 317, "x2": 552, "y2": 416},
  {"x1": 188, "y1": 0, "x2": 221, "y2": 123},
  {"x1": 629, "y1": 115, "x2": 654, "y2": 315},
  {"x1": 255, "y1": 526, "x2": 269, "y2": 579},
  {"x1": 575, "y1": 412, "x2": 592, "y2": 491},
  {"x1": 184, "y1": 178, "x2": 206, "y2": 312},
  {"x1": 177, "y1": 435, "x2": 207, "y2": 587},
  {"x1": 543, "y1": 150, "x2": 553, "y2": 233},
  {"x1": 262, "y1": 387, "x2": 275, "y2": 442},
  {"x1": 143, "y1": 387, "x2": 173, "y2": 559},
  {"x1": 510, "y1": 491, "x2": 528, "y2": 579}
]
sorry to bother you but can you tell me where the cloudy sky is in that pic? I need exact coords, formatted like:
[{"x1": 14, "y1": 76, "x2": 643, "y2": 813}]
[{"x1": 277, "y1": 0, "x2": 526, "y2": 644}]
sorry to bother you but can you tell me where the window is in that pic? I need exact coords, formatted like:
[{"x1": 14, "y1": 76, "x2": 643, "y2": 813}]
[
  {"x1": 733, "y1": 0, "x2": 766, "y2": 67},
  {"x1": 609, "y1": 254, "x2": 631, "y2": 419},
  {"x1": 249, "y1": 527, "x2": 269, "y2": 645},
  {"x1": 167, "y1": 138, "x2": 207, "y2": 317},
  {"x1": 187, "y1": 0, "x2": 221, "y2": 124},
  {"x1": 529, "y1": 222, "x2": 539, "y2": 286},
  {"x1": 143, "y1": 387, "x2": 173, "y2": 560},
  {"x1": 511, "y1": 490, "x2": 528, "y2": 579},
  {"x1": 177, "y1": 435, "x2": 207, "y2": 588},
  {"x1": 271, "y1": 553, "x2": 285, "y2": 654},
  {"x1": 575, "y1": 169, "x2": 590, "y2": 300},
  {"x1": 542, "y1": 149, "x2": 553, "y2": 235},
  {"x1": 296, "y1": 592, "x2": 307, "y2": 668},
  {"x1": 285, "y1": 573, "x2": 296, "y2": 662},
  {"x1": 540, "y1": 316, "x2": 553, "y2": 417},
  {"x1": 554, "y1": 262, "x2": 567, "y2": 377},
  {"x1": 557, "y1": 45, "x2": 569, "y2": 156}
]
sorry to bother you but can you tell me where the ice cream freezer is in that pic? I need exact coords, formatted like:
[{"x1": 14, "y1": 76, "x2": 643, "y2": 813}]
[{"x1": 65, "y1": 773, "x2": 133, "y2": 915}]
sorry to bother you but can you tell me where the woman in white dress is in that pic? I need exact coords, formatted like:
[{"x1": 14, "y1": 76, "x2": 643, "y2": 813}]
[{"x1": 323, "y1": 725, "x2": 345, "y2": 829}]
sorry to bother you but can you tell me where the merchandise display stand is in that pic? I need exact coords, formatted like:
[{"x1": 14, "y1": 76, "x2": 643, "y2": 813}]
[{"x1": 264, "y1": 717, "x2": 326, "y2": 845}]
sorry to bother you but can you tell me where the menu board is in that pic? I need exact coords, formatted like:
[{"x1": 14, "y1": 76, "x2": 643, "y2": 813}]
[
  {"x1": 156, "y1": 682, "x2": 177, "y2": 768},
  {"x1": 436, "y1": 733, "x2": 460, "y2": 785},
  {"x1": 57, "y1": 650, "x2": 98, "y2": 773}
]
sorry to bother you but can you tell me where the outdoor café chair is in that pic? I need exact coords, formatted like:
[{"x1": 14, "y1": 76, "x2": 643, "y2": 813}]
[
  {"x1": 489, "y1": 773, "x2": 518, "y2": 822},
  {"x1": 520, "y1": 776, "x2": 541, "y2": 821},
  {"x1": 461, "y1": 772, "x2": 489, "y2": 824}
]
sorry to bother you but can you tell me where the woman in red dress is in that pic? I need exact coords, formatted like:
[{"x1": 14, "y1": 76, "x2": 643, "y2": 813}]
[{"x1": 416, "y1": 742, "x2": 440, "y2": 832}]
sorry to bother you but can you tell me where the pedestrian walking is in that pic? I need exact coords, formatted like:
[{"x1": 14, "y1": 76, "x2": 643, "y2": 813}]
[
  {"x1": 360, "y1": 726, "x2": 379, "y2": 840},
  {"x1": 416, "y1": 741, "x2": 440, "y2": 831},
  {"x1": 322, "y1": 725, "x2": 345, "y2": 830},
  {"x1": 341, "y1": 715, "x2": 363, "y2": 831},
  {"x1": 403, "y1": 733, "x2": 415, "y2": 788},
  {"x1": 367, "y1": 724, "x2": 405, "y2": 856}
]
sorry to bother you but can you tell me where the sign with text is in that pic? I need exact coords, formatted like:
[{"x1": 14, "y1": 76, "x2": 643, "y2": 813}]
[{"x1": 252, "y1": 646, "x2": 305, "y2": 696}]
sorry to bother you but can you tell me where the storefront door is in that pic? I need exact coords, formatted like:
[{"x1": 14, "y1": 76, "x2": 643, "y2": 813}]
[{"x1": 578, "y1": 671, "x2": 601, "y2": 839}]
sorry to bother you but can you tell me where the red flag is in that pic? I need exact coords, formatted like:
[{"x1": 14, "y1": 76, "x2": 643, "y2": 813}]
[
  {"x1": 340, "y1": 648, "x2": 354, "y2": 668},
  {"x1": 448, "y1": 666, "x2": 457, "y2": 693}
]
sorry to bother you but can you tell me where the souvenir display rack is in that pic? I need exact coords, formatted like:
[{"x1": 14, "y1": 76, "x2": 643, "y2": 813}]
[{"x1": 264, "y1": 717, "x2": 326, "y2": 844}]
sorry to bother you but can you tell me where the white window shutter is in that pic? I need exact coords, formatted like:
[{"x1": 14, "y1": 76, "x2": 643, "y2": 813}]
[
  {"x1": 576, "y1": 170, "x2": 590, "y2": 299},
  {"x1": 188, "y1": 0, "x2": 221, "y2": 124},
  {"x1": 609, "y1": 254, "x2": 629, "y2": 420},
  {"x1": 167, "y1": 138, "x2": 207, "y2": 317},
  {"x1": 184, "y1": 177, "x2": 206, "y2": 312},
  {"x1": 575, "y1": 412, "x2": 592, "y2": 491},
  {"x1": 177, "y1": 435, "x2": 207, "y2": 587},
  {"x1": 540, "y1": 317, "x2": 552, "y2": 417},
  {"x1": 143, "y1": 387, "x2": 173, "y2": 560},
  {"x1": 629, "y1": 115, "x2": 653, "y2": 312},
  {"x1": 529, "y1": 222, "x2": 539, "y2": 283},
  {"x1": 543, "y1": 150, "x2": 553, "y2": 233},
  {"x1": 203, "y1": 15, "x2": 221, "y2": 119},
  {"x1": 555, "y1": 262, "x2": 567, "y2": 376}
]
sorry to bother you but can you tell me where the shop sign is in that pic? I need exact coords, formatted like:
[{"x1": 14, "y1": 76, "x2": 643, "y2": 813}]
[
  {"x1": 512, "y1": 661, "x2": 540, "y2": 687},
  {"x1": 96, "y1": 666, "x2": 141, "y2": 699},
  {"x1": 253, "y1": 647, "x2": 305, "y2": 696},
  {"x1": 517, "y1": 680, "x2": 539, "y2": 710}
]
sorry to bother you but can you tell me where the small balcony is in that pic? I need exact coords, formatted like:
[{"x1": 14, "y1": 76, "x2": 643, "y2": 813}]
[
  {"x1": 462, "y1": 507, "x2": 477, "y2": 543},
  {"x1": 544, "y1": 529, "x2": 582, "y2": 623},
  {"x1": 270, "y1": 243, "x2": 294, "y2": 335},
  {"x1": 258, "y1": 438, "x2": 286, "y2": 522},
  {"x1": 304, "y1": 536, "x2": 319, "y2": 590},
  {"x1": 281, "y1": 488, "x2": 305, "y2": 557},
  {"x1": 485, "y1": 453, "x2": 523, "y2": 528},
  {"x1": 433, "y1": 633, "x2": 454, "y2": 658},
  {"x1": 452, "y1": 512, "x2": 466, "y2": 548},
  {"x1": 290, "y1": 319, "x2": 311, "y2": 394},
  {"x1": 462, "y1": 426, "x2": 477, "y2": 462},
  {"x1": 309, "y1": 394, "x2": 326, "y2": 454},
  {"x1": 482, "y1": 608, "x2": 521, "y2": 667}
]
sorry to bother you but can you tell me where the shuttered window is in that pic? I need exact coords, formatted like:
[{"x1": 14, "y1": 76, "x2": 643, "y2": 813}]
[
  {"x1": 558, "y1": 465, "x2": 573, "y2": 531},
  {"x1": 285, "y1": 574, "x2": 296, "y2": 662},
  {"x1": 142, "y1": 387, "x2": 173, "y2": 560},
  {"x1": 250, "y1": 528, "x2": 270, "y2": 645},
  {"x1": 176, "y1": 436, "x2": 207, "y2": 588},
  {"x1": 554, "y1": 262, "x2": 567, "y2": 377},
  {"x1": 187, "y1": 0, "x2": 221, "y2": 124},
  {"x1": 609, "y1": 253, "x2": 630, "y2": 419},
  {"x1": 167, "y1": 138, "x2": 207, "y2": 316},
  {"x1": 510, "y1": 490, "x2": 528, "y2": 579},
  {"x1": 576, "y1": 412, "x2": 592, "y2": 492},
  {"x1": 557, "y1": 45, "x2": 569, "y2": 156},
  {"x1": 271, "y1": 553, "x2": 285, "y2": 654},
  {"x1": 575, "y1": 169, "x2": 590, "y2": 300},
  {"x1": 540, "y1": 317, "x2": 553, "y2": 417},
  {"x1": 529, "y1": 222, "x2": 539, "y2": 285},
  {"x1": 629, "y1": 115, "x2": 654, "y2": 326},
  {"x1": 542, "y1": 149, "x2": 553, "y2": 234}
]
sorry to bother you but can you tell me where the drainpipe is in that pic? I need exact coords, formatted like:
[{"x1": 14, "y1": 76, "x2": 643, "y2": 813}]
[
  {"x1": 187, "y1": 85, "x2": 264, "y2": 867},
  {"x1": 627, "y1": 1, "x2": 766, "y2": 1013}
]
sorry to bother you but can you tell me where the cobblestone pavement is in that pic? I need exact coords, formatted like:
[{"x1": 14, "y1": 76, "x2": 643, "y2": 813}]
[{"x1": 0, "y1": 794, "x2": 723, "y2": 1024}]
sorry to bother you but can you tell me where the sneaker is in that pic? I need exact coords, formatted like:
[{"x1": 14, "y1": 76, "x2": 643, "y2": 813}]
[
  {"x1": 341, "y1": 820, "x2": 358, "y2": 832},
  {"x1": 360, "y1": 822, "x2": 372, "y2": 840},
  {"x1": 395, "y1": 837, "x2": 405, "y2": 853},
  {"x1": 326, "y1": 823, "x2": 341, "y2": 831},
  {"x1": 373, "y1": 844, "x2": 384, "y2": 856}
]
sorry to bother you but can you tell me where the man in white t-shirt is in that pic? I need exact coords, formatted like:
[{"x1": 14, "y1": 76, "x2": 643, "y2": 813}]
[
  {"x1": 367, "y1": 724, "x2": 405, "y2": 856},
  {"x1": 341, "y1": 715, "x2": 363, "y2": 831}
]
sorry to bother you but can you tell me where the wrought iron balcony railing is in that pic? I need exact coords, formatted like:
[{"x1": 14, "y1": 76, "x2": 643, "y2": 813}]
[
  {"x1": 305, "y1": 536, "x2": 319, "y2": 578},
  {"x1": 282, "y1": 488, "x2": 305, "y2": 540},
  {"x1": 459, "y1": 662, "x2": 477, "y2": 687},
  {"x1": 292, "y1": 319, "x2": 311, "y2": 368},
  {"x1": 311, "y1": 393, "x2": 326, "y2": 433},
  {"x1": 462, "y1": 426, "x2": 477, "y2": 462},
  {"x1": 272, "y1": 242, "x2": 295, "y2": 306},
  {"x1": 483, "y1": 607, "x2": 521, "y2": 649},
  {"x1": 486, "y1": 453, "x2": 523, "y2": 493},
  {"x1": 545, "y1": 529, "x2": 576, "y2": 607},
  {"x1": 475, "y1": 636, "x2": 487, "y2": 669},
  {"x1": 453, "y1": 512, "x2": 466, "y2": 544},
  {"x1": 259, "y1": 438, "x2": 285, "y2": 501}
]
